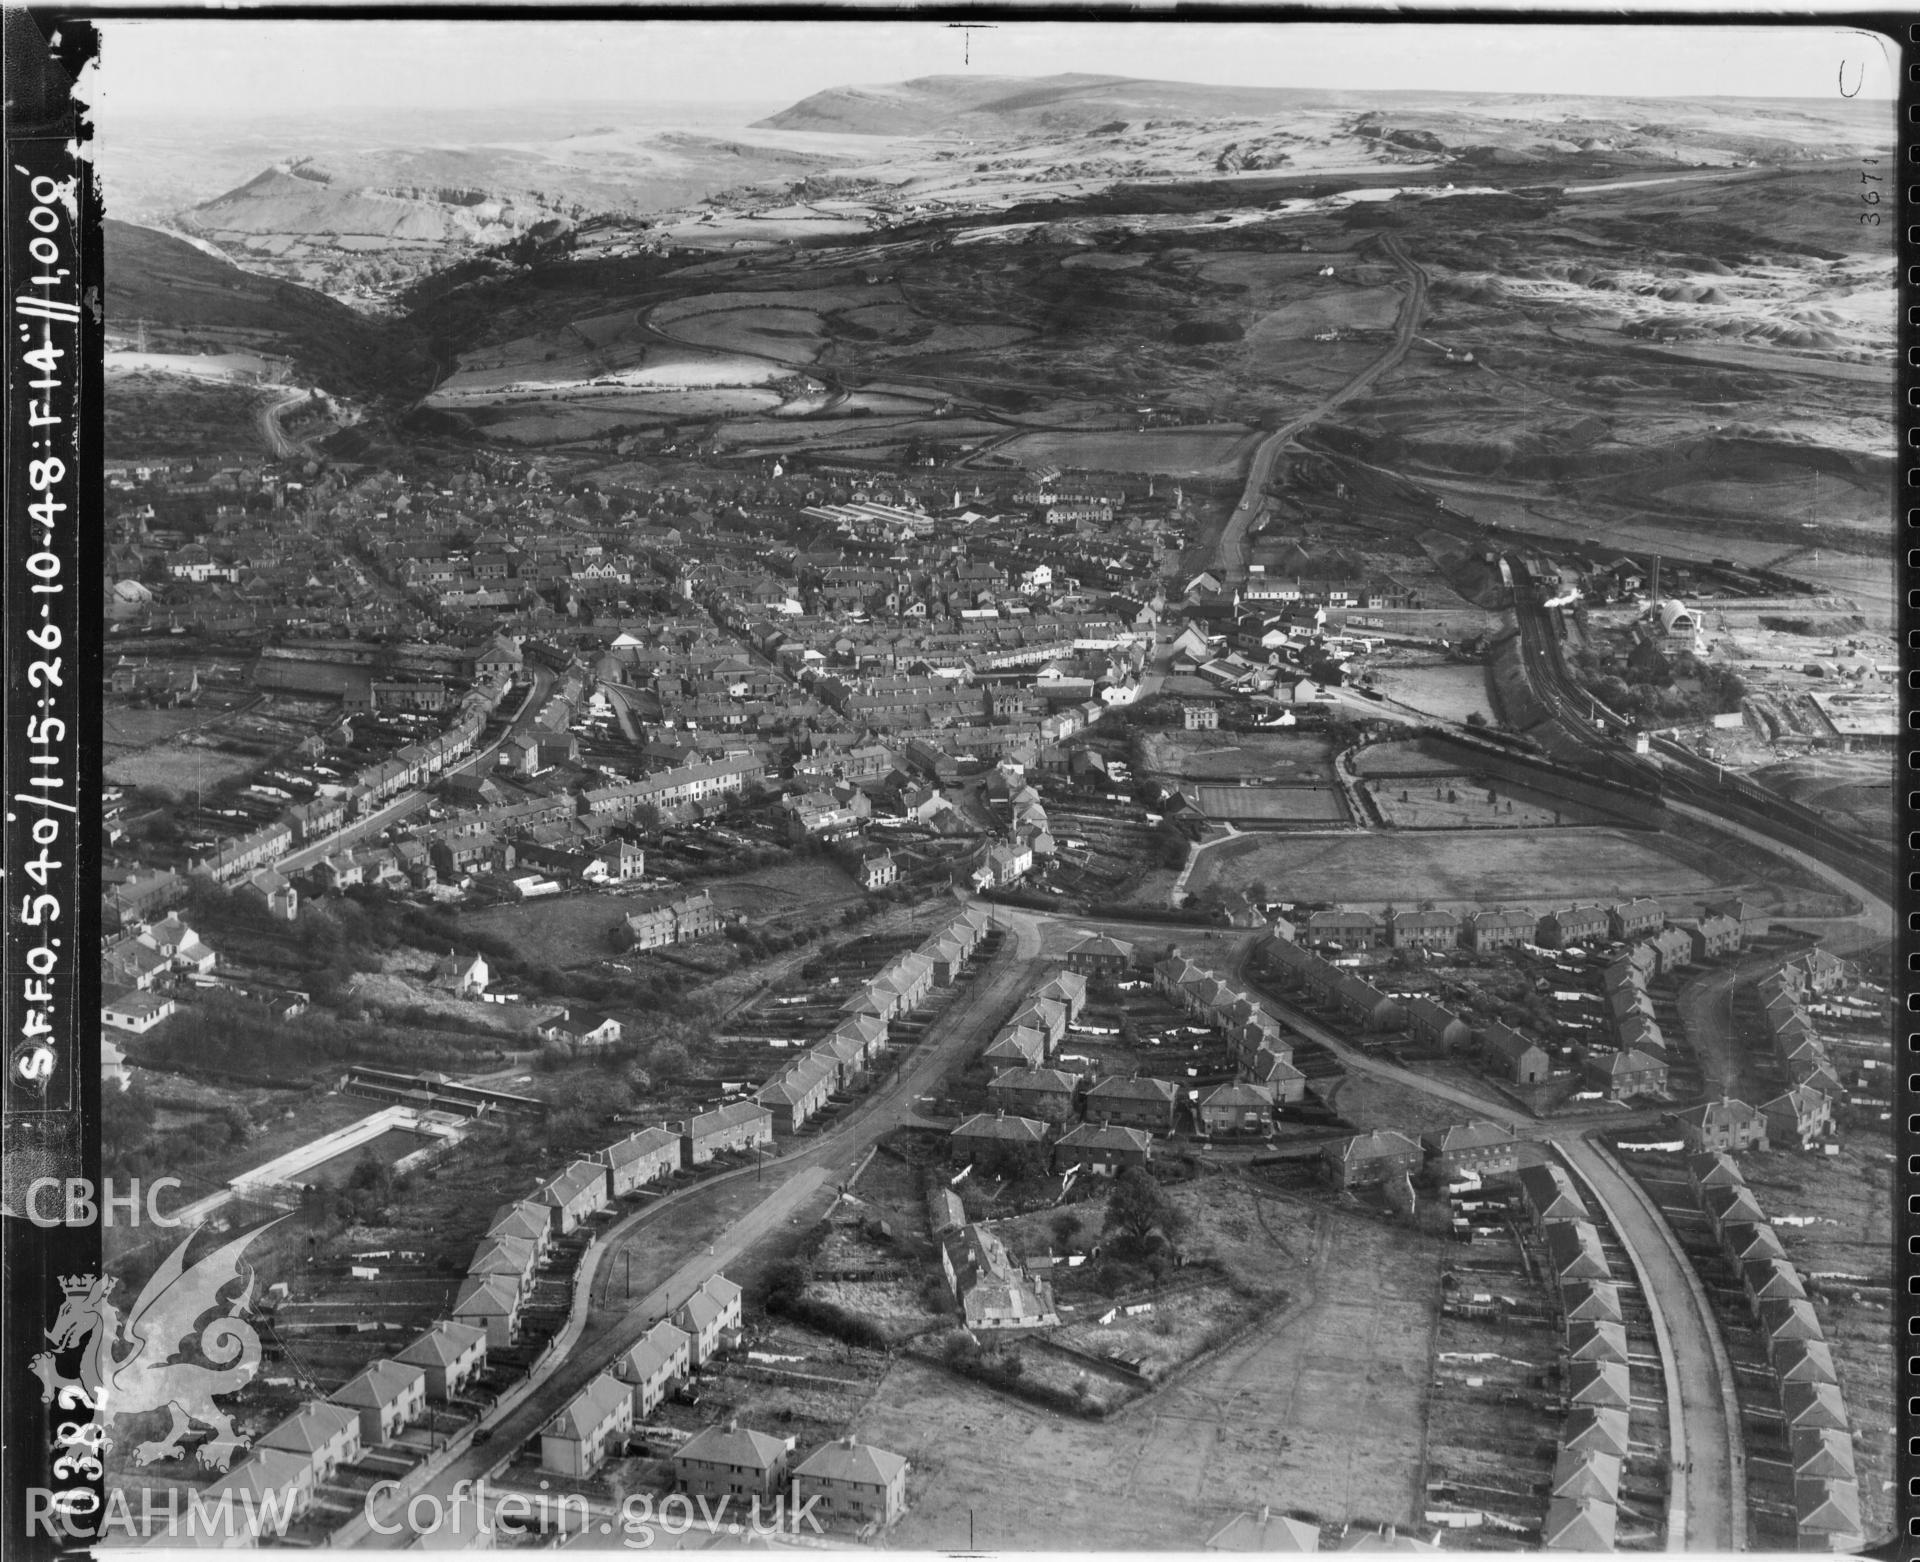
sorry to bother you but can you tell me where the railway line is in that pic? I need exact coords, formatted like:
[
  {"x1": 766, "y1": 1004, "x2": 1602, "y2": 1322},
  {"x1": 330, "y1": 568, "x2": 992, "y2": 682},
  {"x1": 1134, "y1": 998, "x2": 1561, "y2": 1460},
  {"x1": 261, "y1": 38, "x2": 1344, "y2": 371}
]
[{"x1": 1506, "y1": 579, "x2": 1891, "y2": 905}]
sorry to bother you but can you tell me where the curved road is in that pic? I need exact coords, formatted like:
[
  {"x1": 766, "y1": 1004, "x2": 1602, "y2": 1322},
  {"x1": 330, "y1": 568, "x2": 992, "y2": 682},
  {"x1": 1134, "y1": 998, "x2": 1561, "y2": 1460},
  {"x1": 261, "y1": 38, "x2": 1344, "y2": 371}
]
[
  {"x1": 345, "y1": 910, "x2": 1046, "y2": 1548},
  {"x1": 1224, "y1": 964, "x2": 1740, "y2": 1552},
  {"x1": 1214, "y1": 234, "x2": 1430, "y2": 583},
  {"x1": 256, "y1": 390, "x2": 308, "y2": 459}
]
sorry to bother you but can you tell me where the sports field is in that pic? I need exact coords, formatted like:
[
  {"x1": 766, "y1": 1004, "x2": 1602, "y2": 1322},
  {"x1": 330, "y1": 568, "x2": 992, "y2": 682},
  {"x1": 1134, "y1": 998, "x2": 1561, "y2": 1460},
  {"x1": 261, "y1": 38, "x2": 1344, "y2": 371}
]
[
  {"x1": 1187, "y1": 827, "x2": 1720, "y2": 906},
  {"x1": 1190, "y1": 785, "x2": 1350, "y2": 823}
]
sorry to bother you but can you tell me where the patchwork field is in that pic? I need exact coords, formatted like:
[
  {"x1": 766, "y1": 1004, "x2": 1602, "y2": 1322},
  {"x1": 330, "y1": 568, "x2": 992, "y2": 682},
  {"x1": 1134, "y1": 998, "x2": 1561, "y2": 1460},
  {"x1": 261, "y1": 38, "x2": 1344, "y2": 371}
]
[
  {"x1": 989, "y1": 426, "x2": 1262, "y2": 476},
  {"x1": 1188, "y1": 826, "x2": 1720, "y2": 906}
]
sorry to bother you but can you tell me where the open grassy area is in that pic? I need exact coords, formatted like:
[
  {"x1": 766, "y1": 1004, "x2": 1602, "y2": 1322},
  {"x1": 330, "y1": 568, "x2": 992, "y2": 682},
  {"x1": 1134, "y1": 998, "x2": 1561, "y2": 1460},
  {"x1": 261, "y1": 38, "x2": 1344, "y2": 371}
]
[
  {"x1": 458, "y1": 893, "x2": 635, "y2": 969},
  {"x1": 1188, "y1": 826, "x2": 1719, "y2": 907},
  {"x1": 1140, "y1": 730, "x2": 1338, "y2": 783},
  {"x1": 1191, "y1": 785, "x2": 1351, "y2": 822},
  {"x1": 857, "y1": 1197, "x2": 1443, "y2": 1549},
  {"x1": 1363, "y1": 662, "x2": 1495, "y2": 724}
]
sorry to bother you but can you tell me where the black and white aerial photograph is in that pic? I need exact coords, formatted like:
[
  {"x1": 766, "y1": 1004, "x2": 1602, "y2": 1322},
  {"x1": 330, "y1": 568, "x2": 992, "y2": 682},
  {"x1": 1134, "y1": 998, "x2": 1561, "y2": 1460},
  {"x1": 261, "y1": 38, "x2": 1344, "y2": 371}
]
[{"x1": 76, "y1": 16, "x2": 1897, "y2": 1553}]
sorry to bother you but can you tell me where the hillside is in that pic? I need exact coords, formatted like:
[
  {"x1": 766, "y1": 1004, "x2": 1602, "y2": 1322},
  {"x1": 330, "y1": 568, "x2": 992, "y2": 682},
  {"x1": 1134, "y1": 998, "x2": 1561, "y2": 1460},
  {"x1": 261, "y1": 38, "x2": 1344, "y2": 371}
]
[
  {"x1": 755, "y1": 73, "x2": 1355, "y2": 136},
  {"x1": 170, "y1": 134, "x2": 850, "y2": 298},
  {"x1": 105, "y1": 219, "x2": 432, "y2": 400}
]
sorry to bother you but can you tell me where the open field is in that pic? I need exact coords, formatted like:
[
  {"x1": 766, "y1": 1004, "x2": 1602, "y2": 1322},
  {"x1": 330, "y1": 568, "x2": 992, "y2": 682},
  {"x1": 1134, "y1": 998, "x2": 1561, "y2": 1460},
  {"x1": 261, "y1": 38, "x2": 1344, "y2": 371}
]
[
  {"x1": 1188, "y1": 826, "x2": 1720, "y2": 906},
  {"x1": 857, "y1": 1202, "x2": 1443, "y2": 1549},
  {"x1": 104, "y1": 740, "x2": 261, "y2": 796},
  {"x1": 1247, "y1": 286, "x2": 1402, "y2": 343},
  {"x1": 990, "y1": 427, "x2": 1262, "y2": 476},
  {"x1": 458, "y1": 892, "x2": 638, "y2": 968},
  {"x1": 1351, "y1": 736, "x2": 1480, "y2": 778},
  {"x1": 1362, "y1": 663, "x2": 1495, "y2": 724},
  {"x1": 1140, "y1": 730, "x2": 1337, "y2": 783}
]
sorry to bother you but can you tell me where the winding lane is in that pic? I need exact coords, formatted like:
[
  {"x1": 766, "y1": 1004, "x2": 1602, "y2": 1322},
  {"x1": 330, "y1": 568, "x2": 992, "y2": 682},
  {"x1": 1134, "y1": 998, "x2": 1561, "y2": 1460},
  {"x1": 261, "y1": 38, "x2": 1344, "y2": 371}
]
[{"x1": 1214, "y1": 234, "x2": 1430, "y2": 583}]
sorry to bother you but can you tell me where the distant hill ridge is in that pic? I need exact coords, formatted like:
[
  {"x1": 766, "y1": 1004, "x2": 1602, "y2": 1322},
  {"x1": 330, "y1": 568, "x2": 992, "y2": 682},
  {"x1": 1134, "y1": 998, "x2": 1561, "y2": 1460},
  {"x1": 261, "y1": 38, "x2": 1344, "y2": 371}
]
[{"x1": 756, "y1": 72, "x2": 1364, "y2": 135}]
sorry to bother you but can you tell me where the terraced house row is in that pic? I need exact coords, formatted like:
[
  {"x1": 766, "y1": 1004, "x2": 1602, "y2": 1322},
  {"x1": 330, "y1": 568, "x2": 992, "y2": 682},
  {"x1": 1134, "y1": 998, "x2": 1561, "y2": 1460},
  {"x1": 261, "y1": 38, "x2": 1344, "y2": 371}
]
[
  {"x1": 190, "y1": 671, "x2": 511, "y2": 881},
  {"x1": 1508, "y1": 1162, "x2": 1635, "y2": 1555},
  {"x1": 1684, "y1": 1151, "x2": 1861, "y2": 1552},
  {"x1": 1281, "y1": 896, "x2": 1754, "y2": 959}
]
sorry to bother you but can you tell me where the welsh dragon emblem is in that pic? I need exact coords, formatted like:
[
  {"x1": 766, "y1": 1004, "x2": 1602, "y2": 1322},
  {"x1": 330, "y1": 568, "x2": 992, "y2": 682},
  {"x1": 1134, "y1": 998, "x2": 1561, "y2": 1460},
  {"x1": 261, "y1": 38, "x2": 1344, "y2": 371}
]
[{"x1": 30, "y1": 1219, "x2": 282, "y2": 1473}]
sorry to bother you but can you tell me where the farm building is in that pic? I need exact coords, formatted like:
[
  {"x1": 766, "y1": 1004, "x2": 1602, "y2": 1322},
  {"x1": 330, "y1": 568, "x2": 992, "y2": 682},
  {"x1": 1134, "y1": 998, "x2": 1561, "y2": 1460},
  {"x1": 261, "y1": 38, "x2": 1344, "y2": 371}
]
[{"x1": 940, "y1": 1222, "x2": 1057, "y2": 1329}]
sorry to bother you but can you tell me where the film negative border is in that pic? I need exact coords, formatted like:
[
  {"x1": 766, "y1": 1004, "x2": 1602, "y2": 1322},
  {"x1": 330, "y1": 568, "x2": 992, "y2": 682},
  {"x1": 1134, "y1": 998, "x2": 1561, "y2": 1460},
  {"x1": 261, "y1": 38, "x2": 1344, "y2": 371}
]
[
  {"x1": 1905, "y1": 18, "x2": 1920, "y2": 1562},
  {"x1": 3, "y1": 10, "x2": 103, "y2": 1556}
]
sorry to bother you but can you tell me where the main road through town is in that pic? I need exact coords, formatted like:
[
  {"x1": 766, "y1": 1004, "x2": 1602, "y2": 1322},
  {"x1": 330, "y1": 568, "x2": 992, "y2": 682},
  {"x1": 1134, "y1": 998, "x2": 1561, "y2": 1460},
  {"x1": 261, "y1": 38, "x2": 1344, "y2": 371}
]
[
  {"x1": 275, "y1": 661, "x2": 553, "y2": 876},
  {"x1": 1212, "y1": 233, "x2": 1430, "y2": 584},
  {"x1": 344, "y1": 907, "x2": 1047, "y2": 1547}
]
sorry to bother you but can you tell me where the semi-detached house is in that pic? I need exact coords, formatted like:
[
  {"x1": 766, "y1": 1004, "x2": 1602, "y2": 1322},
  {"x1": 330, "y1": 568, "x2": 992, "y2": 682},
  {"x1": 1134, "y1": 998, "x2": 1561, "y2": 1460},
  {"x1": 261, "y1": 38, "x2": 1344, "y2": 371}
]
[
  {"x1": 673, "y1": 1422, "x2": 791, "y2": 1503},
  {"x1": 792, "y1": 1437, "x2": 911, "y2": 1528}
]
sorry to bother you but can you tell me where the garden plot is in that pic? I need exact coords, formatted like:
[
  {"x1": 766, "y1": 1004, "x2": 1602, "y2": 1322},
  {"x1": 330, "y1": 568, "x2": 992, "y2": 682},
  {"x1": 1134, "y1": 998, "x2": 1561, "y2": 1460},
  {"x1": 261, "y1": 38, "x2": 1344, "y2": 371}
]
[{"x1": 1051, "y1": 1282, "x2": 1261, "y2": 1382}]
